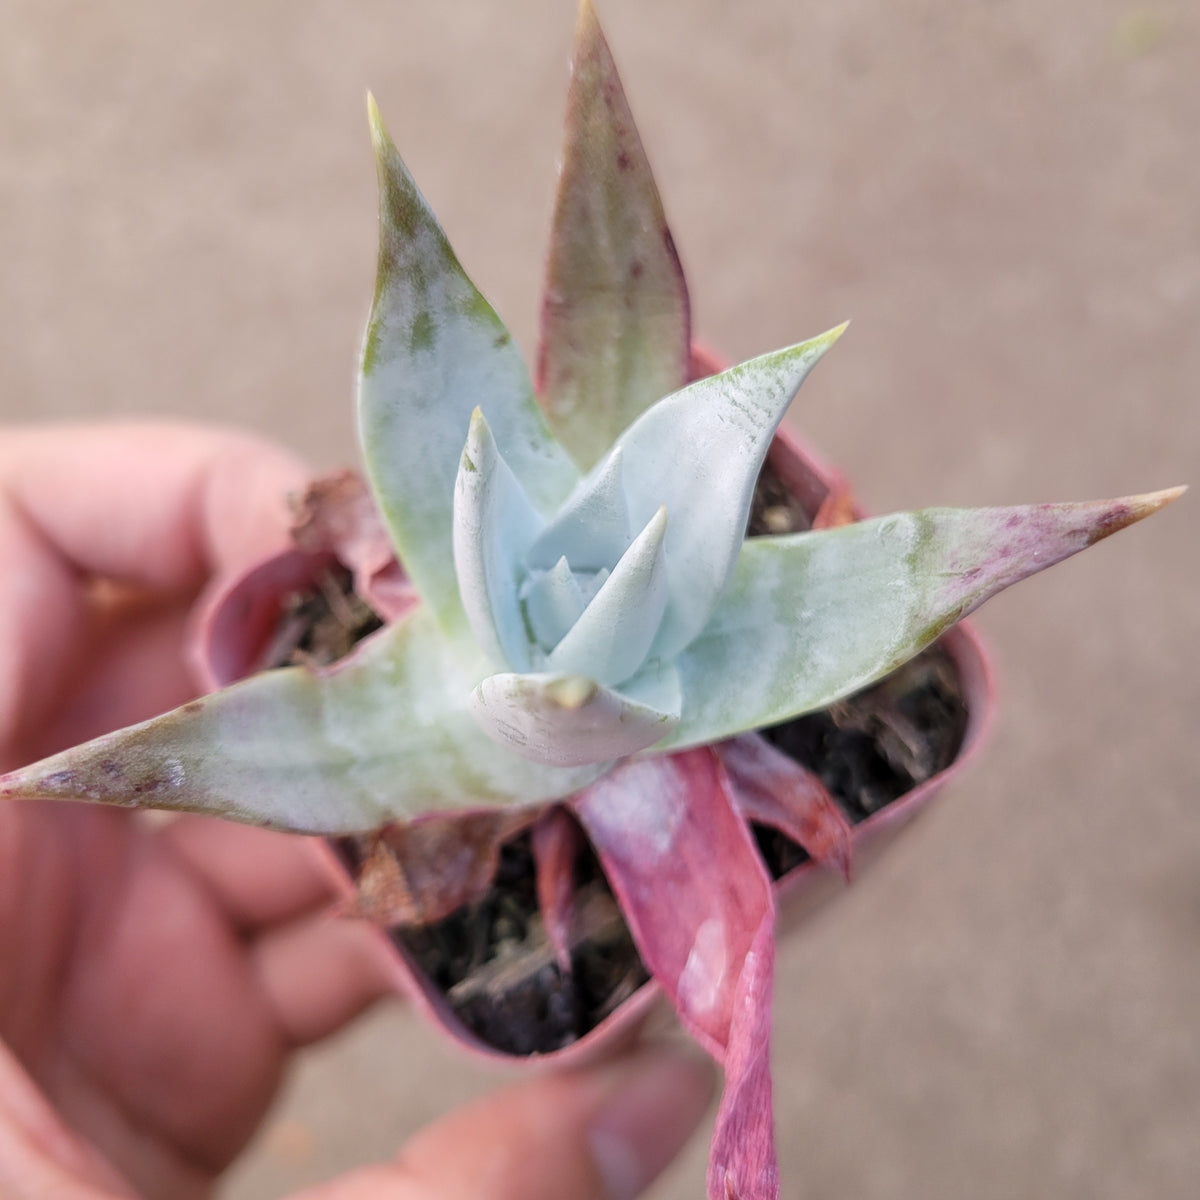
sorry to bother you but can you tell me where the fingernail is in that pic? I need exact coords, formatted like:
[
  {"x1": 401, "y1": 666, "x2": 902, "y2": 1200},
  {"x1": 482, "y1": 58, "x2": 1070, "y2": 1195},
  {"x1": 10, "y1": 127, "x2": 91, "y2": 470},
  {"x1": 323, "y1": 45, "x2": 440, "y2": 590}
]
[{"x1": 587, "y1": 1047, "x2": 717, "y2": 1200}]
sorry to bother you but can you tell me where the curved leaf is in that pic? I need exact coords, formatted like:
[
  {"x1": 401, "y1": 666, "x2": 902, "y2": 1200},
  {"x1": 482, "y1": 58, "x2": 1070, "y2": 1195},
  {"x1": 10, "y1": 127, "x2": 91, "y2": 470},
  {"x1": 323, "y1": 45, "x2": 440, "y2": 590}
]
[
  {"x1": 471, "y1": 661, "x2": 680, "y2": 767},
  {"x1": 521, "y1": 556, "x2": 589, "y2": 650},
  {"x1": 536, "y1": 0, "x2": 690, "y2": 469},
  {"x1": 452, "y1": 407, "x2": 545, "y2": 671},
  {"x1": 573, "y1": 748, "x2": 774, "y2": 1056},
  {"x1": 545, "y1": 504, "x2": 669, "y2": 684},
  {"x1": 526, "y1": 446, "x2": 633, "y2": 572},
  {"x1": 0, "y1": 609, "x2": 607, "y2": 833},
  {"x1": 359, "y1": 97, "x2": 577, "y2": 635},
  {"x1": 616, "y1": 327, "x2": 846, "y2": 661},
  {"x1": 660, "y1": 488, "x2": 1184, "y2": 750}
]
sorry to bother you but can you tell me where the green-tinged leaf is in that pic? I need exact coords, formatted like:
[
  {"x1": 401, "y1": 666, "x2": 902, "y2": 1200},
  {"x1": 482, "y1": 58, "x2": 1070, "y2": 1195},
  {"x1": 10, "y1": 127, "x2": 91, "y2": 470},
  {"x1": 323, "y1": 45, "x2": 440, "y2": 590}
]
[
  {"x1": 546, "y1": 504, "x2": 669, "y2": 684},
  {"x1": 359, "y1": 96, "x2": 578, "y2": 635},
  {"x1": 471, "y1": 660, "x2": 681, "y2": 767},
  {"x1": 536, "y1": 0, "x2": 690, "y2": 470},
  {"x1": 617, "y1": 328, "x2": 846, "y2": 662},
  {"x1": 453, "y1": 408, "x2": 546, "y2": 671},
  {"x1": 0, "y1": 610, "x2": 609, "y2": 833},
  {"x1": 659, "y1": 489, "x2": 1184, "y2": 751}
]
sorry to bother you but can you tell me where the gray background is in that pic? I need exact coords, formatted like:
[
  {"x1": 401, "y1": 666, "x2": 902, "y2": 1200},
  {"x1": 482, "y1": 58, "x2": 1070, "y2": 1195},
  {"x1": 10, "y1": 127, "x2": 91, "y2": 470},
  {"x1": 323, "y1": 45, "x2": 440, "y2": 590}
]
[{"x1": 1, "y1": 2, "x2": 1196, "y2": 1197}]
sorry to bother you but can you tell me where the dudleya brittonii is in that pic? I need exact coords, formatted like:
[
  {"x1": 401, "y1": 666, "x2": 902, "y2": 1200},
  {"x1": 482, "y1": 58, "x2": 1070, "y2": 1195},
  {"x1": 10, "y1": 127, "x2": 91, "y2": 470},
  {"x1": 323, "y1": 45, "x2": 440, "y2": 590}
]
[{"x1": 0, "y1": 4, "x2": 1183, "y2": 1199}]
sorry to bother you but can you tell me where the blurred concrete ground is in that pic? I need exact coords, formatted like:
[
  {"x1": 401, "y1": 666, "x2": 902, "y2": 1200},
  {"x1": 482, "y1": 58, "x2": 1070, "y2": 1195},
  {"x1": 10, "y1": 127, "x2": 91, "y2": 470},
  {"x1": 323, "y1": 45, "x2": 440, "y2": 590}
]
[{"x1": 0, "y1": 1, "x2": 1195, "y2": 1197}]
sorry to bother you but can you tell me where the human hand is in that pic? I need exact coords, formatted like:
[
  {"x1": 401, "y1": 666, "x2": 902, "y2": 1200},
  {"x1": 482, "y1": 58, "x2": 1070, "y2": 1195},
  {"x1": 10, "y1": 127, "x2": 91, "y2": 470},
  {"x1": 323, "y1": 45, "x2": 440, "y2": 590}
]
[{"x1": 0, "y1": 424, "x2": 714, "y2": 1200}]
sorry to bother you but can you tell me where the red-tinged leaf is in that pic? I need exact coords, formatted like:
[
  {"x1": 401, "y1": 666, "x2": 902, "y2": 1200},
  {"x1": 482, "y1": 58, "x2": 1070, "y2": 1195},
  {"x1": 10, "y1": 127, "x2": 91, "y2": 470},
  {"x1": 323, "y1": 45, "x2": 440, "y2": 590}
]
[
  {"x1": 811, "y1": 484, "x2": 858, "y2": 530},
  {"x1": 354, "y1": 809, "x2": 537, "y2": 926},
  {"x1": 717, "y1": 734, "x2": 853, "y2": 880},
  {"x1": 666, "y1": 487, "x2": 1185, "y2": 751},
  {"x1": 707, "y1": 917, "x2": 780, "y2": 1200},
  {"x1": 289, "y1": 469, "x2": 416, "y2": 620},
  {"x1": 536, "y1": 0, "x2": 690, "y2": 470},
  {"x1": 573, "y1": 748, "x2": 773, "y2": 1057},
  {"x1": 532, "y1": 806, "x2": 584, "y2": 972}
]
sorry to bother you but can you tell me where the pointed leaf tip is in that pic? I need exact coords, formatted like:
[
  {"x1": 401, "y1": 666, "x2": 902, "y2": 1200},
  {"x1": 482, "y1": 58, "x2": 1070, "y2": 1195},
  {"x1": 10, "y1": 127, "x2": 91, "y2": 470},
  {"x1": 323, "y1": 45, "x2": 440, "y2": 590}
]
[
  {"x1": 544, "y1": 675, "x2": 598, "y2": 710},
  {"x1": 358, "y1": 97, "x2": 577, "y2": 633},
  {"x1": 574, "y1": 0, "x2": 600, "y2": 40},
  {"x1": 665, "y1": 486, "x2": 1184, "y2": 751},
  {"x1": 538, "y1": 0, "x2": 690, "y2": 468},
  {"x1": 1099, "y1": 485, "x2": 1186, "y2": 536},
  {"x1": 366, "y1": 91, "x2": 384, "y2": 139}
]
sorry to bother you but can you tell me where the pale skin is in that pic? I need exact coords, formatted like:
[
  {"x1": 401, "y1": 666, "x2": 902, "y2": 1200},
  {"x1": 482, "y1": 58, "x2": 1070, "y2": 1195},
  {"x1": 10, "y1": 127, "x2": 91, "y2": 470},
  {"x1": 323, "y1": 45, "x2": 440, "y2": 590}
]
[{"x1": 0, "y1": 424, "x2": 714, "y2": 1200}]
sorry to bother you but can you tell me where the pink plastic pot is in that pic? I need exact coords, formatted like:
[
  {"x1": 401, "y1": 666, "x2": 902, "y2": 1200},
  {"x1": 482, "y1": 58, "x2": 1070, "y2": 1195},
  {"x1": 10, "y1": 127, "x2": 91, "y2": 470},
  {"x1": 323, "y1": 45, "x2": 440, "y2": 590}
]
[{"x1": 189, "y1": 352, "x2": 993, "y2": 1067}]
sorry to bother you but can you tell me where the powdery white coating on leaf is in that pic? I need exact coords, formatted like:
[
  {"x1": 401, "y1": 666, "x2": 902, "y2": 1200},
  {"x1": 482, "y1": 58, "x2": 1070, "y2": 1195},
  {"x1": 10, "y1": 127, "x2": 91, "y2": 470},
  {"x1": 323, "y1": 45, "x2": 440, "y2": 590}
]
[
  {"x1": 526, "y1": 446, "x2": 633, "y2": 572},
  {"x1": 574, "y1": 756, "x2": 687, "y2": 858},
  {"x1": 359, "y1": 98, "x2": 578, "y2": 638},
  {"x1": 660, "y1": 489, "x2": 1183, "y2": 752},
  {"x1": 0, "y1": 608, "x2": 609, "y2": 832},
  {"x1": 612, "y1": 328, "x2": 847, "y2": 662},
  {"x1": 452, "y1": 407, "x2": 546, "y2": 671},
  {"x1": 470, "y1": 664, "x2": 679, "y2": 767},
  {"x1": 521, "y1": 557, "x2": 588, "y2": 649},
  {"x1": 677, "y1": 916, "x2": 730, "y2": 1019},
  {"x1": 544, "y1": 504, "x2": 669, "y2": 684}
]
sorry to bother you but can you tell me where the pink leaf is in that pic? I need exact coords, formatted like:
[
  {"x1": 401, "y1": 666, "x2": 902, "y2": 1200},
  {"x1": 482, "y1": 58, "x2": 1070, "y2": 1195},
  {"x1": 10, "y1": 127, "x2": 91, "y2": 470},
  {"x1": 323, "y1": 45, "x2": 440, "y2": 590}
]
[
  {"x1": 707, "y1": 917, "x2": 780, "y2": 1200},
  {"x1": 532, "y1": 806, "x2": 584, "y2": 972},
  {"x1": 289, "y1": 469, "x2": 417, "y2": 621},
  {"x1": 574, "y1": 749, "x2": 782, "y2": 1198},
  {"x1": 572, "y1": 748, "x2": 772, "y2": 1057},
  {"x1": 717, "y1": 734, "x2": 853, "y2": 880}
]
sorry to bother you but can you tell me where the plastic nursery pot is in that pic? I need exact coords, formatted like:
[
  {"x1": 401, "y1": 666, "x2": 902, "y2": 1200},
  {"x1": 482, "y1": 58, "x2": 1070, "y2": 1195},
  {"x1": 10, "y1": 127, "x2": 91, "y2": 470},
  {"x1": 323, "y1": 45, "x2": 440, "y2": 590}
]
[{"x1": 189, "y1": 353, "x2": 993, "y2": 1067}]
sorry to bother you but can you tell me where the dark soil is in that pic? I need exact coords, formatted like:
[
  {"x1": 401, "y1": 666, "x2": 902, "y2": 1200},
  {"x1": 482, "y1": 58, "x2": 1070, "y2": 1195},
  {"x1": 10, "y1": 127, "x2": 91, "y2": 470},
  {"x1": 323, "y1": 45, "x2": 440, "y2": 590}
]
[
  {"x1": 261, "y1": 565, "x2": 383, "y2": 669},
  {"x1": 273, "y1": 461, "x2": 969, "y2": 1055},
  {"x1": 394, "y1": 831, "x2": 650, "y2": 1054}
]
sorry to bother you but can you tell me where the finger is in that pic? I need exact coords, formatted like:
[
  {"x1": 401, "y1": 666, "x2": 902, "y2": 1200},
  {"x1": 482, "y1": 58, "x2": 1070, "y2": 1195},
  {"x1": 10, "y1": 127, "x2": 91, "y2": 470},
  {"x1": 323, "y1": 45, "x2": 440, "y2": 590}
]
[
  {"x1": 0, "y1": 486, "x2": 89, "y2": 762},
  {"x1": 0, "y1": 423, "x2": 308, "y2": 590},
  {"x1": 252, "y1": 913, "x2": 392, "y2": 1047},
  {"x1": 10, "y1": 592, "x2": 196, "y2": 769},
  {"x1": 289, "y1": 1045, "x2": 716, "y2": 1200},
  {"x1": 0, "y1": 1041, "x2": 135, "y2": 1199},
  {"x1": 160, "y1": 817, "x2": 345, "y2": 933},
  {"x1": 0, "y1": 424, "x2": 307, "y2": 758}
]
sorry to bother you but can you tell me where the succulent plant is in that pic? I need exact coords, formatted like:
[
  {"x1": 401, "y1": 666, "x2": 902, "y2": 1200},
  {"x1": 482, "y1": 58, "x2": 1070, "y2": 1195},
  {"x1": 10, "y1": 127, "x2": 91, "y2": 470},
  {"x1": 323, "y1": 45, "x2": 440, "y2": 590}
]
[{"x1": 0, "y1": 4, "x2": 1182, "y2": 1198}]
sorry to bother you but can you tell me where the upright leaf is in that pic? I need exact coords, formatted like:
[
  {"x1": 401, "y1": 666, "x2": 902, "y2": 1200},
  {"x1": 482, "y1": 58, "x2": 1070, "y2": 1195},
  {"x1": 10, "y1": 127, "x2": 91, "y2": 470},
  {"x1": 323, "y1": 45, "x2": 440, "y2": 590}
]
[
  {"x1": 545, "y1": 505, "x2": 669, "y2": 684},
  {"x1": 536, "y1": 0, "x2": 690, "y2": 469},
  {"x1": 452, "y1": 408, "x2": 546, "y2": 671},
  {"x1": 359, "y1": 97, "x2": 578, "y2": 634},
  {"x1": 615, "y1": 328, "x2": 846, "y2": 660}
]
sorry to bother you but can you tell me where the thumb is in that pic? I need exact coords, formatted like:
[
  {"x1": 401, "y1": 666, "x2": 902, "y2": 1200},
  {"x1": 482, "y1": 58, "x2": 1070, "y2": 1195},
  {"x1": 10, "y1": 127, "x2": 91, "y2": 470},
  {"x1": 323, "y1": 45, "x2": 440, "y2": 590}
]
[{"x1": 291, "y1": 1044, "x2": 715, "y2": 1200}]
